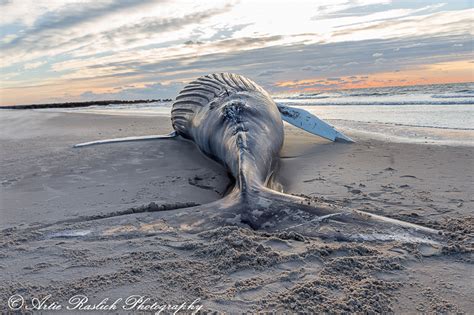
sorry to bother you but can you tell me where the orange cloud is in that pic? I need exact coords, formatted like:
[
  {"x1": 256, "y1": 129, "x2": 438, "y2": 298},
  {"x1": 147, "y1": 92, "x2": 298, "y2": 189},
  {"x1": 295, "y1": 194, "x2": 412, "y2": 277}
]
[
  {"x1": 275, "y1": 59, "x2": 474, "y2": 92},
  {"x1": 0, "y1": 74, "x2": 146, "y2": 106}
]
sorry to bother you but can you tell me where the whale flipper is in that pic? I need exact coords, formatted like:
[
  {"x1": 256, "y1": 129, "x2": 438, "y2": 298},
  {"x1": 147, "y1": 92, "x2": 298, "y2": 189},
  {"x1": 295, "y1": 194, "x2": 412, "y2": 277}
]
[
  {"x1": 73, "y1": 131, "x2": 177, "y2": 148},
  {"x1": 277, "y1": 104, "x2": 354, "y2": 142}
]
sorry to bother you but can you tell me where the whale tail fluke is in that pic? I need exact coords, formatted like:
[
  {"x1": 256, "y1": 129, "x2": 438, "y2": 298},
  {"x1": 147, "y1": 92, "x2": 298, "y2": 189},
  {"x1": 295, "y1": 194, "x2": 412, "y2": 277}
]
[
  {"x1": 238, "y1": 187, "x2": 438, "y2": 237},
  {"x1": 168, "y1": 184, "x2": 441, "y2": 245}
]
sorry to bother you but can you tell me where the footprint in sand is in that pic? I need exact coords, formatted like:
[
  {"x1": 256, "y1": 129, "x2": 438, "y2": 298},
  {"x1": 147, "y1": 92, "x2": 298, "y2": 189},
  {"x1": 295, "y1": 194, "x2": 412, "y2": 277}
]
[
  {"x1": 400, "y1": 175, "x2": 418, "y2": 179},
  {"x1": 368, "y1": 192, "x2": 383, "y2": 197},
  {"x1": 188, "y1": 175, "x2": 216, "y2": 191}
]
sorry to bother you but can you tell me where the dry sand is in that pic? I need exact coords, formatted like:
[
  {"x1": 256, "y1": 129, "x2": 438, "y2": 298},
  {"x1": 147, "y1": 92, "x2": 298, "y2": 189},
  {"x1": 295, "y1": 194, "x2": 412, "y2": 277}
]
[{"x1": 0, "y1": 110, "x2": 472, "y2": 313}]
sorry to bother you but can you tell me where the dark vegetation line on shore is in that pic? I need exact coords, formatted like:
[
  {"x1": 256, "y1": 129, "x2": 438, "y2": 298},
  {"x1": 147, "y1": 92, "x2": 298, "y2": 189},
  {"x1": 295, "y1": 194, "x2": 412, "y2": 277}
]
[{"x1": 0, "y1": 99, "x2": 173, "y2": 110}]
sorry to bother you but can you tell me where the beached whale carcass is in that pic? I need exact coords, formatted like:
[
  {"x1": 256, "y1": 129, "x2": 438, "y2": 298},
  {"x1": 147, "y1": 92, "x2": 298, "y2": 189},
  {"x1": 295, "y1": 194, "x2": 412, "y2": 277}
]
[
  {"x1": 171, "y1": 73, "x2": 352, "y2": 192},
  {"x1": 75, "y1": 73, "x2": 439, "y2": 239}
]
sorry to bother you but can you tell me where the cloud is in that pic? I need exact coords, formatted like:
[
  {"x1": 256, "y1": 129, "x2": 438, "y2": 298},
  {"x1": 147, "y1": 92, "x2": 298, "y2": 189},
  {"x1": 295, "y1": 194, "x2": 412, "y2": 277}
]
[
  {"x1": 257, "y1": 69, "x2": 285, "y2": 77},
  {"x1": 0, "y1": 0, "x2": 83, "y2": 26},
  {"x1": 344, "y1": 61, "x2": 359, "y2": 66},
  {"x1": 79, "y1": 82, "x2": 182, "y2": 101},
  {"x1": 3, "y1": 1, "x2": 472, "y2": 69},
  {"x1": 23, "y1": 61, "x2": 46, "y2": 70},
  {"x1": 1, "y1": 33, "x2": 17, "y2": 43},
  {"x1": 331, "y1": 8, "x2": 473, "y2": 41},
  {"x1": 0, "y1": 1, "x2": 234, "y2": 66},
  {"x1": 1, "y1": 1, "x2": 474, "y2": 104},
  {"x1": 30, "y1": 0, "x2": 159, "y2": 33},
  {"x1": 184, "y1": 40, "x2": 204, "y2": 45},
  {"x1": 301, "y1": 66, "x2": 318, "y2": 71},
  {"x1": 8, "y1": 34, "x2": 472, "y2": 100}
]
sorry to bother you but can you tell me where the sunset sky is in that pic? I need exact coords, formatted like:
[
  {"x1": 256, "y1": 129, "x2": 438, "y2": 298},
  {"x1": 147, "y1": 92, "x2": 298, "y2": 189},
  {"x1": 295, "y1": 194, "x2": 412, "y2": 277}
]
[{"x1": 1, "y1": 0, "x2": 473, "y2": 105}]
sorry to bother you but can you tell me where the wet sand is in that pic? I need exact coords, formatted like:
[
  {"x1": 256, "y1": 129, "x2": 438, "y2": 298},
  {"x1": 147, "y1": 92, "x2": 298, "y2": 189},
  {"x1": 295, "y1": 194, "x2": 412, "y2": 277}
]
[{"x1": 0, "y1": 110, "x2": 472, "y2": 313}]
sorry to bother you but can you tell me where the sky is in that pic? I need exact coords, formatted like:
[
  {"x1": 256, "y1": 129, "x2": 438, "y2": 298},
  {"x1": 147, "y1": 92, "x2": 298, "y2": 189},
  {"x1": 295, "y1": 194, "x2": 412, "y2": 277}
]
[{"x1": 0, "y1": 0, "x2": 473, "y2": 105}]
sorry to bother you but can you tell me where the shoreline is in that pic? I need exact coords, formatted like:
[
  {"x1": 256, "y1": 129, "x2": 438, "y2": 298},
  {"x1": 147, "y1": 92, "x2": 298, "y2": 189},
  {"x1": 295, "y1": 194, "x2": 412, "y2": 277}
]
[
  {"x1": 0, "y1": 110, "x2": 472, "y2": 313},
  {"x1": 16, "y1": 107, "x2": 474, "y2": 147}
]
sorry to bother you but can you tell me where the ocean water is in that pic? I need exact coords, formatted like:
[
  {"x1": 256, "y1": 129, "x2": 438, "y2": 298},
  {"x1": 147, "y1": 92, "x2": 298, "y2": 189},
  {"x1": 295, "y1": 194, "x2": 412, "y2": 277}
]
[
  {"x1": 59, "y1": 82, "x2": 474, "y2": 146},
  {"x1": 274, "y1": 82, "x2": 473, "y2": 129}
]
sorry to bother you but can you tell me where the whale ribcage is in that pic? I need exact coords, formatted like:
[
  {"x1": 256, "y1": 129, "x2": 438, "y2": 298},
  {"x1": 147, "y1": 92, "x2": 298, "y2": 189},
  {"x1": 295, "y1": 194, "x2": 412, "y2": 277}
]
[{"x1": 171, "y1": 73, "x2": 267, "y2": 137}]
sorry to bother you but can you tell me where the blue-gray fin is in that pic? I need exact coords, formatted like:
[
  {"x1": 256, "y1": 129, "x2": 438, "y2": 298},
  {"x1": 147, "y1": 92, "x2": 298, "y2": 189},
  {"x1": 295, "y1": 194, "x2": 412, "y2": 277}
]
[
  {"x1": 277, "y1": 104, "x2": 354, "y2": 142},
  {"x1": 73, "y1": 131, "x2": 177, "y2": 148}
]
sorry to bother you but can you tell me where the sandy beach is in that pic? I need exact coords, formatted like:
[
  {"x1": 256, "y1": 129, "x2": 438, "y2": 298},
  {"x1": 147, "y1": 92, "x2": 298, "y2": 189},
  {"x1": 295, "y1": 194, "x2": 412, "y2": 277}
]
[{"x1": 0, "y1": 110, "x2": 472, "y2": 313}]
